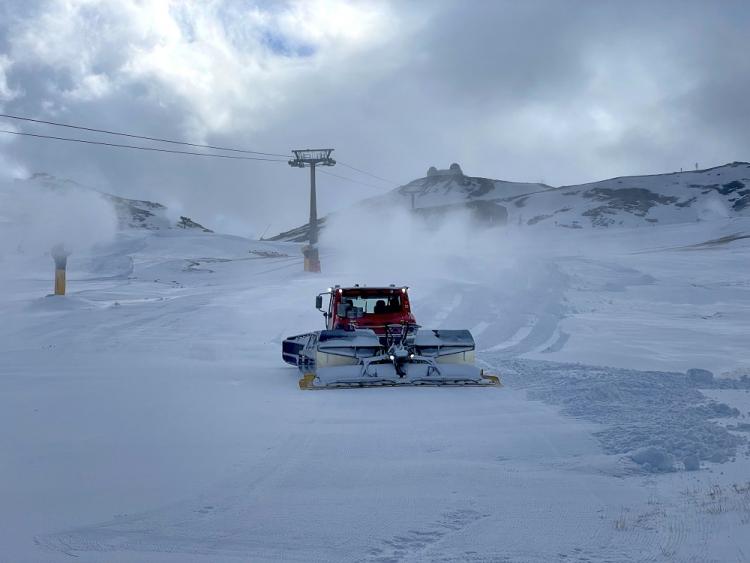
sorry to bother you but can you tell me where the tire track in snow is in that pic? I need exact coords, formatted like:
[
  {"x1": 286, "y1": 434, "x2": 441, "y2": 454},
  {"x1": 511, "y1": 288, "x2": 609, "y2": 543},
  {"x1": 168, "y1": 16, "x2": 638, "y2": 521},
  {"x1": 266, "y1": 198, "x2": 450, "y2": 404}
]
[
  {"x1": 482, "y1": 315, "x2": 537, "y2": 352},
  {"x1": 476, "y1": 262, "x2": 568, "y2": 357},
  {"x1": 430, "y1": 293, "x2": 463, "y2": 327},
  {"x1": 362, "y1": 508, "x2": 487, "y2": 563}
]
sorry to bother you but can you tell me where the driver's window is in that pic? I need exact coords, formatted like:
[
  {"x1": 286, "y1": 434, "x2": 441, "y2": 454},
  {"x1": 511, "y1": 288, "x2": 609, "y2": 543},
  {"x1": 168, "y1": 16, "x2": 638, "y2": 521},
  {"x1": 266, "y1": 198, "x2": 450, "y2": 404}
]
[{"x1": 349, "y1": 297, "x2": 368, "y2": 312}]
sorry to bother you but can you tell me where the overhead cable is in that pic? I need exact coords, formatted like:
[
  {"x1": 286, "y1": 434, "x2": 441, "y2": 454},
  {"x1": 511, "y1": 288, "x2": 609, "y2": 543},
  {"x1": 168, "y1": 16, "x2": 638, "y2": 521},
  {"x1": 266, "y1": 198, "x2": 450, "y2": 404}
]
[
  {"x1": 0, "y1": 113, "x2": 405, "y2": 187},
  {"x1": 0, "y1": 129, "x2": 289, "y2": 162},
  {"x1": 0, "y1": 112, "x2": 291, "y2": 157},
  {"x1": 336, "y1": 160, "x2": 398, "y2": 185},
  {"x1": 318, "y1": 168, "x2": 390, "y2": 190}
]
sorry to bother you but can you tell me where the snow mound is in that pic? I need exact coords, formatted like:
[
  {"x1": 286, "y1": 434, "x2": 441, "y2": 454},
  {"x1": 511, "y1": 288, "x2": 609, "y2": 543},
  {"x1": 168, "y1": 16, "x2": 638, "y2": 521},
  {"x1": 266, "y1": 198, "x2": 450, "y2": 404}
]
[
  {"x1": 687, "y1": 368, "x2": 715, "y2": 385},
  {"x1": 630, "y1": 446, "x2": 675, "y2": 472}
]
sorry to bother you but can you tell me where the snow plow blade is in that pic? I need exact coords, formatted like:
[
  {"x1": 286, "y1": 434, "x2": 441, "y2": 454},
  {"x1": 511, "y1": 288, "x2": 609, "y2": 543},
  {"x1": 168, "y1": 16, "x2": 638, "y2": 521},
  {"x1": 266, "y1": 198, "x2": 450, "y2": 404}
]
[
  {"x1": 299, "y1": 367, "x2": 500, "y2": 390},
  {"x1": 287, "y1": 328, "x2": 501, "y2": 390}
]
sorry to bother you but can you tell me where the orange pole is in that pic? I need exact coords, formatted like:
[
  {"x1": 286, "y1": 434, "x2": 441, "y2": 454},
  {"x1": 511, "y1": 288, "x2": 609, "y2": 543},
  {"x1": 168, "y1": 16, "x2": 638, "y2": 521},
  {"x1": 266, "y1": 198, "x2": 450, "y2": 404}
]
[
  {"x1": 51, "y1": 245, "x2": 70, "y2": 296},
  {"x1": 54, "y1": 268, "x2": 66, "y2": 295}
]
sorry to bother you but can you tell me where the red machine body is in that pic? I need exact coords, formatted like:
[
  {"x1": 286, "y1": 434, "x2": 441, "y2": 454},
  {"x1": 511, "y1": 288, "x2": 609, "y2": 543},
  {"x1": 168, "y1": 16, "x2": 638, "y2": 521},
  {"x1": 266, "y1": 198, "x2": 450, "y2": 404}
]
[{"x1": 322, "y1": 285, "x2": 417, "y2": 335}]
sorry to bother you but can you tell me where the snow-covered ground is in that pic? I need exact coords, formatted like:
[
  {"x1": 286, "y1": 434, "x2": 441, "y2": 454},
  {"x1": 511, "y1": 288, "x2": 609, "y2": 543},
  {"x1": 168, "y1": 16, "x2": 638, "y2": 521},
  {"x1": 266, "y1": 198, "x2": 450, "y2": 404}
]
[{"x1": 2, "y1": 213, "x2": 750, "y2": 561}]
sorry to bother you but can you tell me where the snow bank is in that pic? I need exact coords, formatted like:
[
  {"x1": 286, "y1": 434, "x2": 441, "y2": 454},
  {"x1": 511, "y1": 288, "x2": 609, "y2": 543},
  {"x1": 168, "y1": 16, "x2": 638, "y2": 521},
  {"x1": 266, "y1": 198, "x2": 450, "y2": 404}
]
[{"x1": 494, "y1": 359, "x2": 748, "y2": 473}]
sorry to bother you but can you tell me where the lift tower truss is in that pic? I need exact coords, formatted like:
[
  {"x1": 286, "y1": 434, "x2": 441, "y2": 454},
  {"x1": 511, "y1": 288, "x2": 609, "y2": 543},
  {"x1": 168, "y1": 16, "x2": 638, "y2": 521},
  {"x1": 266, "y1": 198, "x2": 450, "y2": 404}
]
[{"x1": 288, "y1": 148, "x2": 335, "y2": 272}]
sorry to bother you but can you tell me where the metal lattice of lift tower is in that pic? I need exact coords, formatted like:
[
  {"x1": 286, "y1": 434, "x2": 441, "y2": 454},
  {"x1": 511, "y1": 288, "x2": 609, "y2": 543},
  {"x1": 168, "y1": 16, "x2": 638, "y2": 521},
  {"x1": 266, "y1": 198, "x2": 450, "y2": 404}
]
[{"x1": 288, "y1": 148, "x2": 336, "y2": 272}]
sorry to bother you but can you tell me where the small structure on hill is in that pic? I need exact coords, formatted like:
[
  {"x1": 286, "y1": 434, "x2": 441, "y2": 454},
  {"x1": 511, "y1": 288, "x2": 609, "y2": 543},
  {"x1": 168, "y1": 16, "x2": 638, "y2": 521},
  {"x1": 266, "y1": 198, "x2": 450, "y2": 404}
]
[{"x1": 426, "y1": 163, "x2": 463, "y2": 177}]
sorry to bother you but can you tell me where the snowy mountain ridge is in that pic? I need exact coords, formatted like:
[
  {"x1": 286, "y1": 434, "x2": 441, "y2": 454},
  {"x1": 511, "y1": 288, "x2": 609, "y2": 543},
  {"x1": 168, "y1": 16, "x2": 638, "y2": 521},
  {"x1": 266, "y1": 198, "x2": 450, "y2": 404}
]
[
  {"x1": 380, "y1": 161, "x2": 750, "y2": 227},
  {"x1": 269, "y1": 161, "x2": 750, "y2": 241},
  {"x1": 395, "y1": 162, "x2": 551, "y2": 207},
  {"x1": 505, "y1": 161, "x2": 750, "y2": 229},
  {"x1": 21, "y1": 172, "x2": 213, "y2": 232}
]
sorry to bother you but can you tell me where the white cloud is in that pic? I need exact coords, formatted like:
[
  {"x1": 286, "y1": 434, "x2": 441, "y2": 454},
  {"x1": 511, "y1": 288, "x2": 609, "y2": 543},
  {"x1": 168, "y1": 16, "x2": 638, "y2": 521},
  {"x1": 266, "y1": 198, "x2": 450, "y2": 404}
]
[
  {"x1": 0, "y1": 54, "x2": 19, "y2": 105},
  {"x1": 7, "y1": 0, "x2": 399, "y2": 137}
]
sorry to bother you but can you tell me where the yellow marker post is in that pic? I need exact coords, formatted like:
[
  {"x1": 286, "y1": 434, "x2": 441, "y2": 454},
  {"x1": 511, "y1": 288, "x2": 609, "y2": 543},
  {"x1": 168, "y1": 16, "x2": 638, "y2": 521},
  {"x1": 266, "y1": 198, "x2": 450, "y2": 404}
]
[{"x1": 51, "y1": 244, "x2": 71, "y2": 296}]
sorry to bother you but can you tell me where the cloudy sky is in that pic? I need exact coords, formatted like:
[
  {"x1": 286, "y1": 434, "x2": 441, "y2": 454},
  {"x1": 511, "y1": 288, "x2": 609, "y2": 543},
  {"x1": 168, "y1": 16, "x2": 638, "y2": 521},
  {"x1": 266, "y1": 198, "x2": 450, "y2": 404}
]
[{"x1": 1, "y1": 0, "x2": 748, "y2": 235}]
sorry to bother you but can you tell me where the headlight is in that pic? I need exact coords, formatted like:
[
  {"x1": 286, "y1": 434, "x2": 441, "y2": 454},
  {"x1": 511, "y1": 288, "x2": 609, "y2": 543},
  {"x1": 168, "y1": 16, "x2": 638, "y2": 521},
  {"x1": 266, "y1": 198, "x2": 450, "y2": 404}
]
[{"x1": 389, "y1": 355, "x2": 395, "y2": 361}]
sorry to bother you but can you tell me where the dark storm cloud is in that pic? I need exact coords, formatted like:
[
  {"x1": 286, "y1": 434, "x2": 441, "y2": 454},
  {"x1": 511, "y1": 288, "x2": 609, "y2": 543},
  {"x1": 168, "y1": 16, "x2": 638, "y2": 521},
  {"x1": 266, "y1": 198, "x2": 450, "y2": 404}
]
[
  {"x1": 582, "y1": 1, "x2": 750, "y2": 172},
  {"x1": 0, "y1": 0, "x2": 749, "y2": 235},
  {"x1": 384, "y1": 0, "x2": 750, "y2": 182},
  {"x1": 404, "y1": 1, "x2": 596, "y2": 106}
]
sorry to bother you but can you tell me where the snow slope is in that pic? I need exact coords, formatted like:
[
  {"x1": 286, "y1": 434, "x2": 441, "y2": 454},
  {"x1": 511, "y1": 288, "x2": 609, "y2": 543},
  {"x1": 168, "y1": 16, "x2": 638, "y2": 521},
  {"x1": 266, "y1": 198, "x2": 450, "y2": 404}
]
[
  {"x1": 2, "y1": 209, "x2": 750, "y2": 561},
  {"x1": 388, "y1": 161, "x2": 750, "y2": 228},
  {"x1": 508, "y1": 161, "x2": 750, "y2": 229}
]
